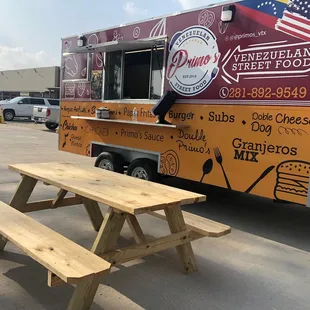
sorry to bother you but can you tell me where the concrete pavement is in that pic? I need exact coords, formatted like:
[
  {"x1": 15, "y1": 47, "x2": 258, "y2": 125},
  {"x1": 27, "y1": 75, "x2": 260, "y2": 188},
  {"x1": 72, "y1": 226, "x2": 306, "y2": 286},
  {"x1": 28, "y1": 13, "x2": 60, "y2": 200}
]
[{"x1": 1, "y1": 123, "x2": 310, "y2": 310}]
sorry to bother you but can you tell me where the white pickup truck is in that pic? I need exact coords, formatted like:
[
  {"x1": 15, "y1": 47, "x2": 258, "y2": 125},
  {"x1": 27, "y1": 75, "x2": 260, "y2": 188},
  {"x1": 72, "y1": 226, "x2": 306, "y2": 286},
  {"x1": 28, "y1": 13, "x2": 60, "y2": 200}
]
[
  {"x1": 0, "y1": 97, "x2": 60, "y2": 130},
  {"x1": 32, "y1": 99, "x2": 60, "y2": 130},
  {"x1": 0, "y1": 97, "x2": 53, "y2": 120}
]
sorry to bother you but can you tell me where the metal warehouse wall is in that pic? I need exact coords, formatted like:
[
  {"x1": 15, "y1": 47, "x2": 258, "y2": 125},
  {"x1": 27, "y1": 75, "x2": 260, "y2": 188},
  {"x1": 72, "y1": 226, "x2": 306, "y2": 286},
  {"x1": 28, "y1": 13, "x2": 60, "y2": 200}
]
[{"x1": 0, "y1": 66, "x2": 60, "y2": 92}]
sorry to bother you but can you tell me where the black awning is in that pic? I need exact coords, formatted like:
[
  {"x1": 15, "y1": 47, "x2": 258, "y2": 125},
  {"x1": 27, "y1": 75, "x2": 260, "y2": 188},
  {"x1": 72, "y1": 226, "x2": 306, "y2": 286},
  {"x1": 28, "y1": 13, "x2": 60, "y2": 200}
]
[{"x1": 64, "y1": 36, "x2": 166, "y2": 55}]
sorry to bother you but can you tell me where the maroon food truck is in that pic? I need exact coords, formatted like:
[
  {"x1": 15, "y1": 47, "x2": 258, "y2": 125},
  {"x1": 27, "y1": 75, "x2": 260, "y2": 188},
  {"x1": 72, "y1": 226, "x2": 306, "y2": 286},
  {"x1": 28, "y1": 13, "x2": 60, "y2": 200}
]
[{"x1": 59, "y1": 0, "x2": 310, "y2": 207}]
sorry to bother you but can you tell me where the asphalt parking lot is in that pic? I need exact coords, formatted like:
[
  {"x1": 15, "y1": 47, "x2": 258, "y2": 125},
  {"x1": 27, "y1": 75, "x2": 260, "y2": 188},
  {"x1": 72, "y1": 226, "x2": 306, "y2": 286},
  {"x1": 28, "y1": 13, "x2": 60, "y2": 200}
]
[
  {"x1": 1, "y1": 122, "x2": 310, "y2": 310},
  {"x1": 6, "y1": 119, "x2": 49, "y2": 131}
]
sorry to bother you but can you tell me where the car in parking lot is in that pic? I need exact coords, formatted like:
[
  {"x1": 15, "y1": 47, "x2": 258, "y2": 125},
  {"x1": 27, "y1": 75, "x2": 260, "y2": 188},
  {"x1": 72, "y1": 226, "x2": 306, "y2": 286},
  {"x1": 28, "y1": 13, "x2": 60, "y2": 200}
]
[
  {"x1": 32, "y1": 99, "x2": 60, "y2": 130},
  {"x1": 0, "y1": 97, "x2": 55, "y2": 121}
]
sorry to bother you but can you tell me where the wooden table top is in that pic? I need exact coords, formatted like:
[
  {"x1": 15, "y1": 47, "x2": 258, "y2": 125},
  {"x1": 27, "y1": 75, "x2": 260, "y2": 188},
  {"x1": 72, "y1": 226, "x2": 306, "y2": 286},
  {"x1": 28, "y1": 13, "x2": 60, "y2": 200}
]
[{"x1": 9, "y1": 162, "x2": 206, "y2": 215}]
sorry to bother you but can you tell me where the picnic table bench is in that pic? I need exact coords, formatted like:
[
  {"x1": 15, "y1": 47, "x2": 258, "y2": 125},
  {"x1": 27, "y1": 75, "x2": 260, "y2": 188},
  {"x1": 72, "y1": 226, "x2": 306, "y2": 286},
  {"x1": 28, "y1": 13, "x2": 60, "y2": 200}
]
[
  {"x1": 0, "y1": 162, "x2": 231, "y2": 309},
  {"x1": 0, "y1": 201, "x2": 110, "y2": 310}
]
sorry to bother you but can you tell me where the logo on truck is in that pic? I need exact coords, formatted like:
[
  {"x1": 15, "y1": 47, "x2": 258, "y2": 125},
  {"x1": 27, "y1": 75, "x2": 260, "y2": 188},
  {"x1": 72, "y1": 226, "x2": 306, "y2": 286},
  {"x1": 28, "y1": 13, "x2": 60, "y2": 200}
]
[{"x1": 167, "y1": 26, "x2": 220, "y2": 96}]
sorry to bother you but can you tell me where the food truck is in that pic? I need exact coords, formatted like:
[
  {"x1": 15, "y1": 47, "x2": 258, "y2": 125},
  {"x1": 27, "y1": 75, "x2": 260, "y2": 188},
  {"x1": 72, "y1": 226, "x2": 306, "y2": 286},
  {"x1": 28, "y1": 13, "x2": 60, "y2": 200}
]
[{"x1": 60, "y1": 0, "x2": 310, "y2": 207}]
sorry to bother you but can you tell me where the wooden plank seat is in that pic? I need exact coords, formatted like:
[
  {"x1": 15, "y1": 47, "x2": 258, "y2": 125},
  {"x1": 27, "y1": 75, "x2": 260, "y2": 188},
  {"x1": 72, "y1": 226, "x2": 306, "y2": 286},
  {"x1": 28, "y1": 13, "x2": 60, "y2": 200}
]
[
  {"x1": 149, "y1": 210, "x2": 231, "y2": 237},
  {"x1": 0, "y1": 201, "x2": 111, "y2": 310}
]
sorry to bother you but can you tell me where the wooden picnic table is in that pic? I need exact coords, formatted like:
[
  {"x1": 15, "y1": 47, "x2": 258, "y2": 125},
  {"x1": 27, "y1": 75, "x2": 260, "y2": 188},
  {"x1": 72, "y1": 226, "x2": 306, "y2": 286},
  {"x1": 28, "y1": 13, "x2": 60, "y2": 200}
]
[{"x1": 1, "y1": 162, "x2": 231, "y2": 309}]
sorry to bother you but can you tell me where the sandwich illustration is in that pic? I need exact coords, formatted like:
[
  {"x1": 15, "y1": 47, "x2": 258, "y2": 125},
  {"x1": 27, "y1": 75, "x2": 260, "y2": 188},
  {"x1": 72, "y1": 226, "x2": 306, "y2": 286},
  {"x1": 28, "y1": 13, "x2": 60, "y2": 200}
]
[{"x1": 274, "y1": 160, "x2": 310, "y2": 205}]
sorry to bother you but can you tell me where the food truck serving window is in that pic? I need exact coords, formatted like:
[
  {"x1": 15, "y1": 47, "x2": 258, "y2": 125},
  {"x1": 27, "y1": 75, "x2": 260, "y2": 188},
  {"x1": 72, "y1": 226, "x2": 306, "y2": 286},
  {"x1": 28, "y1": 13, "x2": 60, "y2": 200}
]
[{"x1": 104, "y1": 46, "x2": 164, "y2": 101}]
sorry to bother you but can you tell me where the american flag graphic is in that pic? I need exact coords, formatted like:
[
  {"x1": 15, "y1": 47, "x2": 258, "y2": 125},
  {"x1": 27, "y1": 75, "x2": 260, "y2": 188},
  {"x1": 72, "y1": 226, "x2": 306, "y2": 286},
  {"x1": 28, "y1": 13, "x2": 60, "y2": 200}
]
[{"x1": 276, "y1": 0, "x2": 310, "y2": 41}]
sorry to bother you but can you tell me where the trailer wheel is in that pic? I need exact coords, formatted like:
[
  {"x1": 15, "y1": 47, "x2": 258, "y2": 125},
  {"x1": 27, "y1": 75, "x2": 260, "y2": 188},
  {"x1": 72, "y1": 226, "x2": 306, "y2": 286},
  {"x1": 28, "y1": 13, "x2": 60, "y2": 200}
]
[
  {"x1": 95, "y1": 152, "x2": 124, "y2": 173},
  {"x1": 127, "y1": 159, "x2": 159, "y2": 182}
]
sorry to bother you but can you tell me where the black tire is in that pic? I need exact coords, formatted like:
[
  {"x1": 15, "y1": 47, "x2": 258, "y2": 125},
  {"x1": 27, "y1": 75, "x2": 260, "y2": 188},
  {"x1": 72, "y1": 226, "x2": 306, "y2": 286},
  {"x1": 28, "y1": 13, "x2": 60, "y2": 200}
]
[
  {"x1": 95, "y1": 152, "x2": 124, "y2": 173},
  {"x1": 127, "y1": 158, "x2": 159, "y2": 182},
  {"x1": 45, "y1": 122, "x2": 59, "y2": 130},
  {"x1": 4, "y1": 109, "x2": 15, "y2": 121}
]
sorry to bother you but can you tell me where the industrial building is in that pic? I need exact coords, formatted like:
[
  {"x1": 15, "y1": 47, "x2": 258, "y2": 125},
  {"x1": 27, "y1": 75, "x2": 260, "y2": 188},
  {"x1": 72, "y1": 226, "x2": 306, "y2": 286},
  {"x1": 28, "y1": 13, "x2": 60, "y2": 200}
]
[{"x1": 0, "y1": 66, "x2": 60, "y2": 100}]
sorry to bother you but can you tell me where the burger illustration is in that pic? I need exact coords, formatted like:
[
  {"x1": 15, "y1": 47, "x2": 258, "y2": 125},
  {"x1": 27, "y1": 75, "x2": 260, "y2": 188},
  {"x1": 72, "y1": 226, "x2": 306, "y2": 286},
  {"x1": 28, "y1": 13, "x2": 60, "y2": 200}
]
[{"x1": 274, "y1": 160, "x2": 310, "y2": 205}]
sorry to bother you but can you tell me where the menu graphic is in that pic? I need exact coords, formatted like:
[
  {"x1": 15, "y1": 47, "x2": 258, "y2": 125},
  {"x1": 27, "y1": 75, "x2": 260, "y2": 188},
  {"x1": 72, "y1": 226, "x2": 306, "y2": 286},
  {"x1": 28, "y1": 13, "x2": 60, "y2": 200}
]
[{"x1": 59, "y1": 100, "x2": 310, "y2": 205}]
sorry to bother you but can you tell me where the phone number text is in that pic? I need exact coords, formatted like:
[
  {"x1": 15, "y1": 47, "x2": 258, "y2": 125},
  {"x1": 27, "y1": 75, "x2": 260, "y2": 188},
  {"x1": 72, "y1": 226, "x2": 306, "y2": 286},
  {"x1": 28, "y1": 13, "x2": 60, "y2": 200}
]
[{"x1": 221, "y1": 87, "x2": 307, "y2": 100}]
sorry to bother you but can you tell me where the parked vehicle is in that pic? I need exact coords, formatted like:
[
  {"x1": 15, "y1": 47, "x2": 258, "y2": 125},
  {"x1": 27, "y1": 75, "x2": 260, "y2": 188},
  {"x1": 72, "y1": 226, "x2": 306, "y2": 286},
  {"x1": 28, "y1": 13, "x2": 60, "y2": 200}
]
[
  {"x1": 0, "y1": 97, "x2": 53, "y2": 121},
  {"x1": 59, "y1": 0, "x2": 310, "y2": 208},
  {"x1": 32, "y1": 99, "x2": 60, "y2": 130}
]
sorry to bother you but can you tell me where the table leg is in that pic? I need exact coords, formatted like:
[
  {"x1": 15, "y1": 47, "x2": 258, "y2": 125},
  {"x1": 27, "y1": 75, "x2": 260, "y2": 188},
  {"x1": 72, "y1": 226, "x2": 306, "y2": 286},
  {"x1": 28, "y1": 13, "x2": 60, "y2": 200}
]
[
  {"x1": 83, "y1": 198, "x2": 104, "y2": 232},
  {"x1": 68, "y1": 208, "x2": 123, "y2": 309},
  {"x1": 0, "y1": 175, "x2": 37, "y2": 251},
  {"x1": 67, "y1": 274, "x2": 101, "y2": 310},
  {"x1": 51, "y1": 189, "x2": 68, "y2": 209},
  {"x1": 164, "y1": 204, "x2": 197, "y2": 274},
  {"x1": 91, "y1": 207, "x2": 126, "y2": 255},
  {"x1": 10, "y1": 175, "x2": 37, "y2": 211},
  {"x1": 126, "y1": 214, "x2": 147, "y2": 244},
  {"x1": 0, "y1": 236, "x2": 7, "y2": 251}
]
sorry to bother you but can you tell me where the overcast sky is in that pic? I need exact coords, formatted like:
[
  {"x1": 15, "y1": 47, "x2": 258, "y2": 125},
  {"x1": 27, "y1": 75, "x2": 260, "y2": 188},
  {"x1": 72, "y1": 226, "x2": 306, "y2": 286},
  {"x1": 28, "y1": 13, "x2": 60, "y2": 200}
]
[{"x1": 0, "y1": 0, "x2": 222, "y2": 71}]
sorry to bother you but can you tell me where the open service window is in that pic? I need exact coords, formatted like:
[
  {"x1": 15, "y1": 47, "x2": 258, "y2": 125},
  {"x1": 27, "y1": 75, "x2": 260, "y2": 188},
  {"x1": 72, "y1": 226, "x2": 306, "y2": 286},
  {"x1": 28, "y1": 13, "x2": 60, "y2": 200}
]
[
  {"x1": 104, "y1": 45, "x2": 165, "y2": 100},
  {"x1": 66, "y1": 37, "x2": 166, "y2": 100}
]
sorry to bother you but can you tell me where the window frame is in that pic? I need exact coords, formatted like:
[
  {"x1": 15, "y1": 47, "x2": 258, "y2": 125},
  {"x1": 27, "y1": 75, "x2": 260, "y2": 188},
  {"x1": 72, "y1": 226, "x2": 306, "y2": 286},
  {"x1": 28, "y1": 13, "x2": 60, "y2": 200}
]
[
  {"x1": 18, "y1": 98, "x2": 31, "y2": 104},
  {"x1": 48, "y1": 99, "x2": 60, "y2": 106},
  {"x1": 149, "y1": 45, "x2": 166, "y2": 100},
  {"x1": 30, "y1": 98, "x2": 45, "y2": 105},
  {"x1": 102, "y1": 40, "x2": 167, "y2": 102}
]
